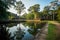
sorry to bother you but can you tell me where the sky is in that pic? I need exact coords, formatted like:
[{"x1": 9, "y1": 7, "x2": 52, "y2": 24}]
[{"x1": 8, "y1": 0, "x2": 55, "y2": 15}]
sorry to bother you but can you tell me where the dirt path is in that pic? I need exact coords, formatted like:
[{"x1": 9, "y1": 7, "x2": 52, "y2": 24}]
[
  {"x1": 49, "y1": 21, "x2": 60, "y2": 32},
  {"x1": 34, "y1": 23, "x2": 48, "y2": 40},
  {"x1": 34, "y1": 21, "x2": 60, "y2": 40}
]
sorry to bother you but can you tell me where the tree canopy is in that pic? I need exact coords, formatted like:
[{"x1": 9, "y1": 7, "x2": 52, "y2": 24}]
[
  {"x1": 28, "y1": 4, "x2": 40, "y2": 19},
  {"x1": 28, "y1": 4, "x2": 40, "y2": 12},
  {"x1": 15, "y1": 1, "x2": 25, "y2": 15},
  {"x1": 0, "y1": 0, "x2": 16, "y2": 20}
]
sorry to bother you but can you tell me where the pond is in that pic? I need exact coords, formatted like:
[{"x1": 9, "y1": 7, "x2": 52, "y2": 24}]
[{"x1": 0, "y1": 22, "x2": 46, "y2": 40}]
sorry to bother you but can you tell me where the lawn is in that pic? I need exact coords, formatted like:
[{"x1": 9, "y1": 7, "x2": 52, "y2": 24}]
[{"x1": 46, "y1": 23, "x2": 57, "y2": 40}]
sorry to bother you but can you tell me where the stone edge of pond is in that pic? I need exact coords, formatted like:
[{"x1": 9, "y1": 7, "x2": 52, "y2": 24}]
[{"x1": 34, "y1": 23, "x2": 48, "y2": 40}]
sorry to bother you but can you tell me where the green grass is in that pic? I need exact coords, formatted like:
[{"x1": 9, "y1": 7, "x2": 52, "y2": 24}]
[{"x1": 46, "y1": 23, "x2": 57, "y2": 40}]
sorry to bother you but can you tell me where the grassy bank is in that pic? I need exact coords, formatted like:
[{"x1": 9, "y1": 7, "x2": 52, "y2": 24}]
[{"x1": 46, "y1": 23, "x2": 57, "y2": 40}]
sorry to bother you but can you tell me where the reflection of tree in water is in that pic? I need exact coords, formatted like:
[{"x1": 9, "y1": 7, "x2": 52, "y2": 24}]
[
  {"x1": 15, "y1": 27, "x2": 25, "y2": 40},
  {"x1": 23, "y1": 22, "x2": 46, "y2": 36},
  {"x1": 0, "y1": 25, "x2": 11, "y2": 40},
  {"x1": 5, "y1": 23, "x2": 19, "y2": 27}
]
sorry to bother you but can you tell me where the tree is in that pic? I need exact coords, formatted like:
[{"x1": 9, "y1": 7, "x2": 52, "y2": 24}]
[
  {"x1": 21, "y1": 13, "x2": 27, "y2": 18},
  {"x1": 43, "y1": 6, "x2": 50, "y2": 20},
  {"x1": 28, "y1": 4, "x2": 40, "y2": 19},
  {"x1": 2, "y1": 0, "x2": 16, "y2": 6},
  {"x1": 55, "y1": 0, "x2": 60, "y2": 21},
  {"x1": 26, "y1": 13, "x2": 34, "y2": 19},
  {"x1": 57, "y1": 6, "x2": 60, "y2": 21},
  {"x1": 15, "y1": 1, "x2": 25, "y2": 17},
  {"x1": 50, "y1": 0, "x2": 59, "y2": 20},
  {"x1": 0, "y1": 0, "x2": 16, "y2": 20},
  {"x1": 0, "y1": 0, "x2": 8, "y2": 20}
]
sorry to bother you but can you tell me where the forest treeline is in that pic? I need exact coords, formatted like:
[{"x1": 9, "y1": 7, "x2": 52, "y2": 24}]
[{"x1": 0, "y1": 0, "x2": 60, "y2": 21}]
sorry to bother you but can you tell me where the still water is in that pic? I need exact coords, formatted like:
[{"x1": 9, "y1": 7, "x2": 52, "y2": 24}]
[{"x1": 0, "y1": 22, "x2": 46, "y2": 40}]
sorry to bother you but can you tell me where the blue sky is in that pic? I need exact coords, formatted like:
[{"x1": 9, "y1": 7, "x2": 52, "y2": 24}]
[{"x1": 8, "y1": 0, "x2": 55, "y2": 15}]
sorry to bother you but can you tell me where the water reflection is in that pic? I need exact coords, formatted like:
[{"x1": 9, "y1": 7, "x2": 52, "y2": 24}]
[
  {"x1": 0, "y1": 25, "x2": 11, "y2": 40},
  {"x1": 23, "y1": 22, "x2": 46, "y2": 36},
  {"x1": 0, "y1": 22, "x2": 46, "y2": 40},
  {"x1": 15, "y1": 27, "x2": 25, "y2": 40}
]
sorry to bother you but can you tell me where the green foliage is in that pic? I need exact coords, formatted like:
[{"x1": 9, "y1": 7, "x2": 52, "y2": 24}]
[
  {"x1": 15, "y1": 1, "x2": 25, "y2": 14},
  {"x1": 26, "y1": 13, "x2": 34, "y2": 19},
  {"x1": 0, "y1": 0, "x2": 9, "y2": 20},
  {"x1": 43, "y1": 6, "x2": 50, "y2": 14},
  {"x1": 57, "y1": 6, "x2": 60, "y2": 21},
  {"x1": 0, "y1": 0, "x2": 16, "y2": 20},
  {"x1": 28, "y1": 4, "x2": 40, "y2": 12},
  {"x1": 28, "y1": 4, "x2": 40, "y2": 19},
  {"x1": 23, "y1": 22, "x2": 46, "y2": 36},
  {"x1": 3, "y1": 0, "x2": 16, "y2": 7}
]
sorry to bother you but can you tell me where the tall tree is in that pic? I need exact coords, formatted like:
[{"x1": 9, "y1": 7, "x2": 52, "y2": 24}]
[
  {"x1": 28, "y1": 4, "x2": 40, "y2": 19},
  {"x1": 0, "y1": 0, "x2": 8, "y2": 20},
  {"x1": 0, "y1": 0, "x2": 16, "y2": 20},
  {"x1": 57, "y1": 6, "x2": 60, "y2": 21},
  {"x1": 15, "y1": 1, "x2": 25, "y2": 17},
  {"x1": 50, "y1": 0, "x2": 59, "y2": 20},
  {"x1": 26, "y1": 13, "x2": 34, "y2": 19},
  {"x1": 43, "y1": 6, "x2": 50, "y2": 20}
]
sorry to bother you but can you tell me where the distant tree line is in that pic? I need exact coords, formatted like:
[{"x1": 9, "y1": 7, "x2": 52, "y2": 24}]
[{"x1": 22, "y1": 0, "x2": 60, "y2": 21}]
